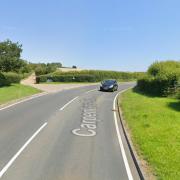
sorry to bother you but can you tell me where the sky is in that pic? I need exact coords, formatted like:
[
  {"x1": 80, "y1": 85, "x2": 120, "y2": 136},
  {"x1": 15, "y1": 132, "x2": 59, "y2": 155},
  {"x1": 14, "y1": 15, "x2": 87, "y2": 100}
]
[{"x1": 0, "y1": 0, "x2": 180, "y2": 72}]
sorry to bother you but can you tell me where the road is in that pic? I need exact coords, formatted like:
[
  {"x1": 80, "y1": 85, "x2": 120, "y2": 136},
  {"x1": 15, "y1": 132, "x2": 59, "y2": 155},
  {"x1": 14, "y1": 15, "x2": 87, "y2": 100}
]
[{"x1": 0, "y1": 83, "x2": 140, "y2": 180}]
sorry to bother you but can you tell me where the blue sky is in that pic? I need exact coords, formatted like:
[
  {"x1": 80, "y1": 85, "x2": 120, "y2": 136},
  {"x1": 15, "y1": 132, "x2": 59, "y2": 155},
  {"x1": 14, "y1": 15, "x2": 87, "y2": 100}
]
[{"x1": 1, "y1": 0, "x2": 180, "y2": 71}]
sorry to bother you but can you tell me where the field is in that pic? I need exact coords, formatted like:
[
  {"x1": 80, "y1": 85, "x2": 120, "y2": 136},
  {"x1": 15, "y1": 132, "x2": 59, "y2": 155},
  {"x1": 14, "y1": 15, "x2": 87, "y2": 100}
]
[{"x1": 119, "y1": 89, "x2": 180, "y2": 179}]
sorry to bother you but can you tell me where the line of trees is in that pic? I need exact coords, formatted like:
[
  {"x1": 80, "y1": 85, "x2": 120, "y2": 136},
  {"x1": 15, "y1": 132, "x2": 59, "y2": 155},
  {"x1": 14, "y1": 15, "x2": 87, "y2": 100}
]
[
  {"x1": 0, "y1": 39, "x2": 62, "y2": 86},
  {"x1": 33, "y1": 62, "x2": 62, "y2": 76},
  {"x1": 3, "y1": 39, "x2": 179, "y2": 99},
  {"x1": 0, "y1": 40, "x2": 27, "y2": 73}
]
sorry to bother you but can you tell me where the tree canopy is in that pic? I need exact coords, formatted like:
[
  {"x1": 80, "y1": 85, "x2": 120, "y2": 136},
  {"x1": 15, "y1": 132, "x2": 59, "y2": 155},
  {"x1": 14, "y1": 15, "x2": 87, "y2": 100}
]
[{"x1": 0, "y1": 40, "x2": 26, "y2": 72}]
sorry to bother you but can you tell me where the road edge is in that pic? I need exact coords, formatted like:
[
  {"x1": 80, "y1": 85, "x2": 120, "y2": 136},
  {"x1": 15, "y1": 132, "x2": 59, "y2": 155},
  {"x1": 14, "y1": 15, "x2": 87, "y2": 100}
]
[
  {"x1": 116, "y1": 89, "x2": 149, "y2": 180},
  {"x1": 114, "y1": 88, "x2": 145, "y2": 180}
]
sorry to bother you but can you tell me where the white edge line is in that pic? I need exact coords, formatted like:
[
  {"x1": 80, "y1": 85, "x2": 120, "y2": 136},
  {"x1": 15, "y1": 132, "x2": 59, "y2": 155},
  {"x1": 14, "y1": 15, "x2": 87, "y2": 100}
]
[
  {"x1": 59, "y1": 96, "x2": 79, "y2": 111},
  {"x1": 0, "y1": 92, "x2": 47, "y2": 111},
  {"x1": 0, "y1": 122, "x2": 47, "y2": 178},
  {"x1": 113, "y1": 88, "x2": 134, "y2": 180},
  {"x1": 85, "y1": 89, "x2": 97, "y2": 94}
]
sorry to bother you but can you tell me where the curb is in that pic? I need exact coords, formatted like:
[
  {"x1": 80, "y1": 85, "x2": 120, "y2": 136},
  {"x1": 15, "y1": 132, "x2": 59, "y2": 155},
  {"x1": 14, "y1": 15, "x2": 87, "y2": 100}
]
[{"x1": 116, "y1": 95, "x2": 145, "y2": 180}]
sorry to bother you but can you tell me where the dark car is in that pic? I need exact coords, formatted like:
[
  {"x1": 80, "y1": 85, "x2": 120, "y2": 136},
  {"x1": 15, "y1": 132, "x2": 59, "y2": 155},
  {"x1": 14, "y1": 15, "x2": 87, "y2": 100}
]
[{"x1": 100, "y1": 80, "x2": 118, "y2": 92}]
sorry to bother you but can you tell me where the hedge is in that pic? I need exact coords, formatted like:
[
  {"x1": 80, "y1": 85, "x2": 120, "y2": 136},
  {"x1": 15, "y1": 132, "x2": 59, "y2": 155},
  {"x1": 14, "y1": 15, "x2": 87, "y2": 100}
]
[
  {"x1": 36, "y1": 70, "x2": 145, "y2": 83},
  {"x1": 137, "y1": 61, "x2": 180, "y2": 96},
  {"x1": 0, "y1": 72, "x2": 10, "y2": 86},
  {"x1": 0, "y1": 72, "x2": 23, "y2": 87},
  {"x1": 137, "y1": 76, "x2": 177, "y2": 96},
  {"x1": 36, "y1": 74, "x2": 96, "y2": 83},
  {"x1": 52, "y1": 70, "x2": 145, "y2": 80},
  {"x1": 2, "y1": 72, "x2": 22, "y2": 84}
]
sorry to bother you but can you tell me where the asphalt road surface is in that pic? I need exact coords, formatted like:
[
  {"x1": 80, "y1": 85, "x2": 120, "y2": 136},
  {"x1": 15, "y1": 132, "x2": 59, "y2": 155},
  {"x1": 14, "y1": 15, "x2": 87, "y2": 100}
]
[{"x1": 0, "y1": 83, "x2": 140, "y2": 180}]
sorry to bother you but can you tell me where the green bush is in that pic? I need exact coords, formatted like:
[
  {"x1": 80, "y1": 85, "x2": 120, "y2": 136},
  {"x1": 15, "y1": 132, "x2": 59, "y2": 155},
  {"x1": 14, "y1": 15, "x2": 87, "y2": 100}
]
[
  {"x1": 36, "y1": 75, "x2": 47, "y2": 83},
  {"x1": 175, "y1": 78, "x2": 180, "y2": 99},
  {"x1": 0, "y1": 72, "x2": 10, "y2": 86},
  {"x1": 0, "y1": 72, "x2": 22, "y2": 86},
  {"x1": 35, "y1": 66, "x2": 47, "y2": 76},
  {"x1": 36, "y1": 74, "x2": 96, "y2": 83},
  {"x1": 137, "y1": 61, "x2": 180, "y2": 96},
  {"x1": 3, "y1": 72, "x2": 22, "y2": 84},
  {"x1": 175, "y1": 88, "x2": 180, "y2": 99},
  {"x1": 34, "y1": 64, "x2": 58, "y2": 76},
  {"x1": 148, "y1": 61, "x2": 180, "y2": 76},
  {"x1": 51, "y1": 70, "x2": 145, "y2": 82},
  {"x1": 137, "y1": 76, "x2": 171, "y2": 95}
]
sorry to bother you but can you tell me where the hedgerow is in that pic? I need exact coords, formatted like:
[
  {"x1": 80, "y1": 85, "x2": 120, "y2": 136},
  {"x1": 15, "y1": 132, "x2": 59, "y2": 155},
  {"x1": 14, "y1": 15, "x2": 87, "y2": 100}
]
[
  {"x1": 0, "y1": 72, "x2": 9, "y2": 86},
  {"x1": 0, "y1": 72, "x2": 24, "y2": 87},
  {"x1": 36, "y1": 70, "x2": 145, "y2": 83},
  {"x1": 2, "y1": 72, "x2": 22, "y2": 84},
  {"x1": 36, "y1": 74, "x2": 96, "y2": 83},
  {"x1": 137, "y1": 61, "x2": 180, "y2": 96}
]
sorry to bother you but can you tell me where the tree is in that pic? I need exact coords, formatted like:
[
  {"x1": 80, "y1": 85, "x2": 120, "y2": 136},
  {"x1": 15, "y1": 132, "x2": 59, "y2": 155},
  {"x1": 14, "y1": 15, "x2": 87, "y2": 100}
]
[
  {"x1": 0, "y1": 39, "x2": 24, "y2": 72},
  {"x1": 34, "y1": 62, "x2": 62, "y2": 75},
  {"x1": 34, "y1": 65, "x2": 47, "y2": 76}
]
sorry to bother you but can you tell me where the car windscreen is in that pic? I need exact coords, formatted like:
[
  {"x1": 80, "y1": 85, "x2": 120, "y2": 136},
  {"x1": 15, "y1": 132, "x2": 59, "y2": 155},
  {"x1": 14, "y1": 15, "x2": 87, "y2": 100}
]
[{"x1": 102, "y1": 80, "x2": 115, "y2": 85}]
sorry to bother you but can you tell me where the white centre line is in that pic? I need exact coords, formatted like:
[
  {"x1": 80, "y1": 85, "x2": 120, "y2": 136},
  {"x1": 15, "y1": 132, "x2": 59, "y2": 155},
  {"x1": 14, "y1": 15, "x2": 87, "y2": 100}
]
[
  {"x1": 0, "y1": 122, "x2": 47, "y2": 178},
  {"x1": 113, "y1": 88, "x2": 134, "y2": 180},
  {"x1": 59, "y1": 96, "x2": 79, "y2": 111},
  {"x1": 85, "y1": 89, "x2": 97, "y2": 94}
]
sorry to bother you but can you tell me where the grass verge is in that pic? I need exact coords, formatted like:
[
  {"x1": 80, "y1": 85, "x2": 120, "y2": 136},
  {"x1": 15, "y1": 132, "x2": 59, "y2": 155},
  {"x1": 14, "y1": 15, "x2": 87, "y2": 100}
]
[
  {"x1": 119, "y1": 89, "x2": 180, "y2": 180},
  {"x1": 0, "y1": 84, "x2": 42, "y2": 105}
]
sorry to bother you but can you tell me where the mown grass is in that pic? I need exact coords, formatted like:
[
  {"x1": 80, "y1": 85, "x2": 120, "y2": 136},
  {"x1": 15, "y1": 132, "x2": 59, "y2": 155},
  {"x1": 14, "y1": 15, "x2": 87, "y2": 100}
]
[
  {"x1": 119, "y1": 89, "x2": 180, "y2": 180},
  {"x1": 0, "y1": 84, "x2": 41, "y2": 105}
]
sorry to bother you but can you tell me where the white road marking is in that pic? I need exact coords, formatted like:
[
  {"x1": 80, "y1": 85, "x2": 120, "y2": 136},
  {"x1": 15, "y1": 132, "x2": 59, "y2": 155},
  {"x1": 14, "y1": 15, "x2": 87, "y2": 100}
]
[
  {"x1": 85, "y1": 89, "x2": 97, "y2": 94},
  {"x1": 0, "y1": 92, "x2": 47, "y2": 111},
  {"x1": 0, "y1": 122, "x2": 47, "y2": 178},
  {"x1": 113, "y1": 88, "x2": 134, "y2": 180},
  {"x1": 59, "y1": 96, "x2": 79, "y2": 111},
  {"x1": 72, "y1": 98, "x2": 97, "y2": 137}
]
